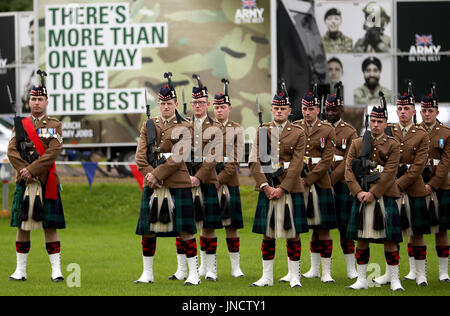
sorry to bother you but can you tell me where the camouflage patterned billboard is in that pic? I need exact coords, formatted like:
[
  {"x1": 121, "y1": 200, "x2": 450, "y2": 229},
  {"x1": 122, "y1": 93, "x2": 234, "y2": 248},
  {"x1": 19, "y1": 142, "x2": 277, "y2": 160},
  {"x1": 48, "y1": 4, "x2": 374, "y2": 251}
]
[{"x1": 37, "y1": 0, "x2": 272, "y2": 145}]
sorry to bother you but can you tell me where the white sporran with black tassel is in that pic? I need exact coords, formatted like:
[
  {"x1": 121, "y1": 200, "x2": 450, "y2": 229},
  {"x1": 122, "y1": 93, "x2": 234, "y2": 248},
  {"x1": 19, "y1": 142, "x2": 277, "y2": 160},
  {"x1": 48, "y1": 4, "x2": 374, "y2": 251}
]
[
  {"x1": 149, "y1": 186, "x2": 174, "y2": 233},
  {"x1": 218, "y1": 184, "x2": 231, "y2": 226},
  {"x1": 265, "y1": 193, "x2": 296, "y2": 239},
  {"x1": 426, "y1": 192, "x2": 440, "y2": 234},
  {"x1": 303, "y1": 184, "x2": 321, "y2": 226},
  {"x1": 191, "y1": 186, "x2": 205, "y2": 231},
  {"x1": 20, "y1": 182, "x2": 44, "y2": 231},
  {"x1": 358, "y1": 198, "x2": 386, "y2": 240}
]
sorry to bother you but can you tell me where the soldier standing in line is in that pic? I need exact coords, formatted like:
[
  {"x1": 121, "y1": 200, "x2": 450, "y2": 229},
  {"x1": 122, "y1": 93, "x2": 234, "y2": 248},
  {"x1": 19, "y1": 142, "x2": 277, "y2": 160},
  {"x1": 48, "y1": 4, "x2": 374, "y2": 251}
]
[
  {"x1": 249, "y1": 91, "x2": 308, "y2": 288},
  {"x1": 385, "y1": 89, "x2": 430, "y2": 286},
  {"x1": 135, "y1": 73, "x2": 200, "y2": 285},
  {"x1": 188, "y1": 74, "x2": 223, "y2": 282},
  {"x1": 212, "y1": 79, "x2": 245, "y2": 278},
  {"x1": 418, "y1": 87, "x2": 450, "y2": 282},
  {"x1": 345, "y1": 100, "x2": 404, "y2": 291},
  {"x1": 294, "y1": 90, "x2": 337, "y2": 283},
  {"x1": 324, "y1": 82, "x2": 359, "y2": 280},
  {"x1": 8, "y1": 76, "x2": 65, "y2": 282}
]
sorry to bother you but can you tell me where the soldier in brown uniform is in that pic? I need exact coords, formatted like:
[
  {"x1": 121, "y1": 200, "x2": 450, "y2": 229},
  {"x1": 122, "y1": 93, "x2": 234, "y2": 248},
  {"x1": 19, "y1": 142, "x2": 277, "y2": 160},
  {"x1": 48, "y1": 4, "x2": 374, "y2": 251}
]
[
  {"x1": 419, "y1": 90, "x2": 450, "y2": 282},
  {"x1": 134, "y1": 74, "x2": 200, "y2": 285},
  {"x1": 249, "y1": 91, "x2": 308, "y2": 288},
  {"x1": 294, "y1": 91, "x2": 337, "y2": 283},
  {"x1": 212, "y1": 79, "x2": 245, "y2": 278},
  {"x1": 188, "y1": 75, "x2": 223, "y2": 282},
  {"x1": 388, "y1": 92, "x2": 430, "y2": 286},
  {"x1": 8, "y1": 83, "x2": 65, "y2": 282},
  {"x1": 345, "y1": 103, "x2": 404, "y2": 291},
  {"x1": 324, "y1": 83, "x2": 359, "y2": 280}
]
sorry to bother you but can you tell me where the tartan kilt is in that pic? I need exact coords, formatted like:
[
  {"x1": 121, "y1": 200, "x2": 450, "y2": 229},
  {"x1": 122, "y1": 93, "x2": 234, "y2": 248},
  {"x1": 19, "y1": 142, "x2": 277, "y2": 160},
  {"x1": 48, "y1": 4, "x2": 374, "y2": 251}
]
[
  {"x1": 408, "y1": 195, "x2": 431, "y2": 235},
  {"x1": 10, "y1": 182, "x2": 65, "y2": 229},
  {"x1": 200, "y1": 183, "x2": 223, "y2": 229},
  {"x1": 136, "y1": 187, "x2": 197, "y2": 236},
  {"x1": 436, "y1": 189, "x2": 450, "y2": 231},
  {"x1": 226, "y1": 185, "x2": 244, "y2": 229},
  {"x1": 346, "y1": 196, "x2": 402, "y2": 244},
  {"x1": 333, "y1": 181, "x2": 354, "y2": 235},
  {"x1": 252, "y1": 192, "x2": 309, "y2": 236},
  {"x1": 310, "y1": 187, "x2": 337, "y2": 230}
]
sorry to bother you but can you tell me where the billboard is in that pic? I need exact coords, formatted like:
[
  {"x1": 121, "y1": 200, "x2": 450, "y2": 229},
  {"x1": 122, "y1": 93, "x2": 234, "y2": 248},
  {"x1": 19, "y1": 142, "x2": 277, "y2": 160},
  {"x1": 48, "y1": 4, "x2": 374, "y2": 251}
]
[{"x1": 36, "y1": 0, "x2": 273, "y2": 145}]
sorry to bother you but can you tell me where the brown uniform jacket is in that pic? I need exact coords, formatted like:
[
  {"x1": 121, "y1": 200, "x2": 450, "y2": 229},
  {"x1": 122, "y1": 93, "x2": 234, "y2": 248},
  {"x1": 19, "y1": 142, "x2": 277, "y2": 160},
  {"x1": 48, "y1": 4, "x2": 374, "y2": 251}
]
[
  {"x1": 249, "y1": 121, "x2": 306, "y2": 193},
  {"x1": 293, "y1": 119, "x2": 336, "y2": 189},
  {"x1": 135, "y1": 116, "x2": 192, "y2": 188},
  {"x1": 8, "y1": 115, "x2": 62, "y2": 184},
  {"x1": 389, "y1": 123, "x2": 429, "y2": 197},
  {"x1": 345, "y1": 134, "x2": 401, "y2": 198},
  {"x1": 420, "y1": 121, "x2": 450, "y2": 190},
  {"x1": 328, "y1": 120, "x2": 358, "y2": 186},
  {"x1": 217, "y1": 120, "x2": 242, "y2": 187},
  {"x1": 188, "y1": 115, "x2": 222, "y2": 186}
]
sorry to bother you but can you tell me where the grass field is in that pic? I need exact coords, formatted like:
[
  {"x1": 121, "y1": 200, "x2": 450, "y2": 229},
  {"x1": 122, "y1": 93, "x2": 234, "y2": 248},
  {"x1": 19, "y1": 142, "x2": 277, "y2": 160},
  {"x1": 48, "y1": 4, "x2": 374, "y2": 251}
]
[{"x1": 0, "y1": 182, "x2": 448, "y2": 296}]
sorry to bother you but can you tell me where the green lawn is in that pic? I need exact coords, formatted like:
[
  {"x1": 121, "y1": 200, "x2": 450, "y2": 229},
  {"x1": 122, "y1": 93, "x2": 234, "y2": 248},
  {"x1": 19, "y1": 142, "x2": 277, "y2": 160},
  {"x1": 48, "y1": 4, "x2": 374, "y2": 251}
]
[{"x1": 0, "y1": 183, "x2": 448, "y2": 296}]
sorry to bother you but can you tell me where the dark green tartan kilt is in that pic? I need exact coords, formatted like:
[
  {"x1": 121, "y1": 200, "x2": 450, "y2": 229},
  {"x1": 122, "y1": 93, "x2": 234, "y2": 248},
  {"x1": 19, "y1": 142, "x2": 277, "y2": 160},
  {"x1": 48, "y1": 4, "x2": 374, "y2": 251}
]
[
  {"x1": 436, "y1": 189, "x2": 450, "y2": 231},
  {"x1": 309, "y1": 186, "x2": 338, "y2": 230},
  {"x1": 408, "y1": 195, "x2": 431, "y2": 235},
  {"x1": 225, "y1": 185, "x2": 244, "y2": 229},
  {"x1": 346, "y1": 196, "x2": 403, "y2": 244},
  {"x1": 10, "y1": 182, "x2": 65, "y2": 229},
  {"x1": 200, "y1": 183, "x2": 223, "y2": 229},
  {"x1": 136, "y1": 187, "x2": 197, "y2": 236},
  {"x1": 333, "y1": 181, "x2": 354, "y2": 235},
  {"x1": 252, "y1": 192, "x2": 309, "y2": 236}
]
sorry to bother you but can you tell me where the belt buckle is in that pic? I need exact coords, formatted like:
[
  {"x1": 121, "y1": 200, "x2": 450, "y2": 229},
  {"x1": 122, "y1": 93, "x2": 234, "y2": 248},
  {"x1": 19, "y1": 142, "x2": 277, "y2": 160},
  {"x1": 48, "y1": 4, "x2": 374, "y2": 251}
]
[
  {"x1": 375, "y1": 165, "x2": 383, "y2": 172},
  {"x1": 304, "y1": 156, "x2": 310, "y2": 165}
]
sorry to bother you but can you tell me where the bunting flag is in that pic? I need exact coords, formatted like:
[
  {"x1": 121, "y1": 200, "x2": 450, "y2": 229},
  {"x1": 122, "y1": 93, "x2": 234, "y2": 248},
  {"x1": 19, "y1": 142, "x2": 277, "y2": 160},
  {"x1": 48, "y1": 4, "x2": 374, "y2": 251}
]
[
  {"x1": 129, "y1": 164, "x2": 144, "y2": 191},
  {"x1": 81, "y1": 162, "x2": 98, "y2": 191}
]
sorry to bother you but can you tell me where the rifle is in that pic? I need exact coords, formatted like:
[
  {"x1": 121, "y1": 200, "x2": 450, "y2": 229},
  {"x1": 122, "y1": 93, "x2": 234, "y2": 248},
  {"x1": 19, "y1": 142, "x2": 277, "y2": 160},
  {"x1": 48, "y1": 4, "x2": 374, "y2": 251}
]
[
  {"x1": 9, "y1": 85, "x2": 39, "y2": 164},
  {"x1": 182, "y1": 87, "x2": 187, "y2": 116},
  {"x1": 215, "y1": 78, "x2": 230, "y2": 174},
  {"x1": 256, "y1": 94, "x2": 284, "y2": 187},
  {"x1": 145, "y1": 89, "x2": 166, "y2": 168}
]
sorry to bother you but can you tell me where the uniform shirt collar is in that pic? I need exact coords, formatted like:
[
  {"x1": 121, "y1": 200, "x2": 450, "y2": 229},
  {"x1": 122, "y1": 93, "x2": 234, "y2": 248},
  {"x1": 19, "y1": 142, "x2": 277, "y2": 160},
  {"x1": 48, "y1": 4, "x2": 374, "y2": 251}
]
[
  {"x1": 399, "y1": 121, "x2": 414, "y2": 133},
  {"x1": 160, "y1": 114, "x2": 176, "y2": 124},
  {"x1": 332, "y1": 119, "x2": 342, "y2": 128}
]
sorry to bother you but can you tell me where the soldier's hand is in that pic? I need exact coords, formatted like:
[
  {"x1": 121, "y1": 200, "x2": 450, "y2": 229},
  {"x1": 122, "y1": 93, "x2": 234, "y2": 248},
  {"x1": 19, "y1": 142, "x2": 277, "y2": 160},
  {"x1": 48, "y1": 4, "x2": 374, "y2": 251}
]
[
  {"x1": 20, "y1": 168, "x2": 32, "y2": 181},
  {"x1": 425, "y1": 184, "x2": 434, "y2": 196},
  {"x1": 190, "y1": 176, "x2": 200, "y2": 187},
  {"x1": 357, "y1": 191, "x2": 366, "y2": 203},
  {"x1": 263, "y1": 185, "x2": 274, "y2": 200},
  {"x1": 146, "y1": 173, "x2": 161, "y2": 189},
  {"x1": 271, "y1": 188, "x2": 285, "y2": 200},
  {"x1": 363, "y1": 192, "x2": 374, "y2": 204}
]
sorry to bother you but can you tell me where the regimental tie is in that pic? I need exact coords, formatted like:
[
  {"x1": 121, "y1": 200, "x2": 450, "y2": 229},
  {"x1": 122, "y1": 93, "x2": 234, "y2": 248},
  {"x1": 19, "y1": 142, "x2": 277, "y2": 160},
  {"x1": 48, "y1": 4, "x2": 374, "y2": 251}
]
[{"x1": 402, "y1": 128, "x2": 407, "y2": 137}]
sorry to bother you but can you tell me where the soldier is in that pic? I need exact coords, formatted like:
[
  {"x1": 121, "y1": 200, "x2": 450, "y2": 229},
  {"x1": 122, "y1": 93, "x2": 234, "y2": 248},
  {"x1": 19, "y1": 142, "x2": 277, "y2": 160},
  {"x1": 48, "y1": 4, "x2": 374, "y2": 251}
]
[
  {"x1": 188, "y1": 75, "x2": 223, "y2": 282},
  {"x1": 387, "y1": 90, "x2": 430, "y2": 286},
  {"x1": 354, "y1": 56, "x2": 392, "y2": 106},
  {"x1": 322, "y1": 8, "x2": 353, "y2": 54},
  {"x1": 344, "y1": 101, "x2": 404, "y2": 291},
  {"x1": 212, "y1": 79, "x2": 245, "y2": 278},
  {"x1": 419, "y1": 88, "x2": 450, "y2": 282},
  {"x1": 134, "y1": 73, "x2": 200, "y2": 285},
  {"x1": 294, "y1": 91, "x2": 337, "y2": 283},
  {"x1": 8, "y1": 79, "x2": 65, "y2": 282},
  {"x1": 249, "y1": 91, "x2": 308, "y2": 288},
  {"x1": 324, "y1": 83, "x2": 359, "y2": 280},
  {"x1": 328, "y1": 57, "x2": 344, "y2": 88},
  {"x1": 354, "y1": 1, "x2": 391, "y2": 53}
]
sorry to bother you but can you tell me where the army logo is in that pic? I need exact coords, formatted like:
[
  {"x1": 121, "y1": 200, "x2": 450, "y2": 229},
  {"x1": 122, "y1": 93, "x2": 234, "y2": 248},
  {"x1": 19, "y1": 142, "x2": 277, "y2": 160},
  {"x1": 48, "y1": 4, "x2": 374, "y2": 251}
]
[
  {"x1": 409, "y1": 34, "x2": 441, "y2": 62},
  {"x1": 235, "y1": 0, "x2": 264, "y2": 24}
]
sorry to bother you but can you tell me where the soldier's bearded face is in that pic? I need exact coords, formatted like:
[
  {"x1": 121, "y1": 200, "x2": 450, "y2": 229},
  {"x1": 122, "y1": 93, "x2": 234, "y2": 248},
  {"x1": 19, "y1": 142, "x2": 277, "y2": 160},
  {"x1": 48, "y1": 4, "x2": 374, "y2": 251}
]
[
  {"x1": 325, "y1": 15, "x2": 342, "y2": 32},
  {"x1": 29, "y1": 96, "x2": 48, "y2": 117},
  {"x1": 191, "y1": 97, "x2": 209, "y2": 118},
  {"x1": 363, "y1": 64, "x2": 380, "y2": 89},
  {"x1": 158, "y1": 99, "x2": 178, "y2": 119},
  {"x1": 396, "y1": 105, "x2": 415, "y2": 125},
  {"x1": 369, "y1": 117, "x2": 387, "y2": 137},
  {"x1": 420, "y1": 107, "x2": 439, "y2": 126}
]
